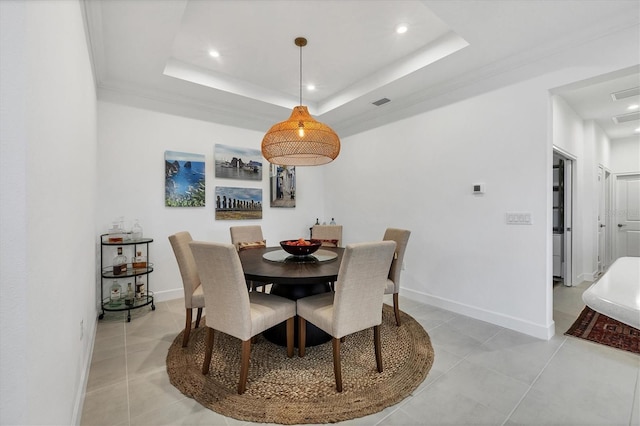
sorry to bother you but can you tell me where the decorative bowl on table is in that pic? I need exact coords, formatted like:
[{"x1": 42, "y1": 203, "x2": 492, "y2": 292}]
[{"x1": 280, "y1": 239, "x2": 322, "y2": 256}]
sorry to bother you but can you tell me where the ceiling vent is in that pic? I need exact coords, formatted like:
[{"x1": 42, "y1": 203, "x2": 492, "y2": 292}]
[
  {"x1": 610, "y1": 87, "x2": 640, "y2": 101},
  {"x1": 372, "y1": 98, "x2": 391, "y2": 107},
  {"x1": 612, "y1": 111, "x2": 640, "y2": 124}
]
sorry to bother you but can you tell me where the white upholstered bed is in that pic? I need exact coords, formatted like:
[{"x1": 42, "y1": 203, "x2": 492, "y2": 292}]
[{"x1": 582, "y1": 256, "x2": 640, "y2": 329}]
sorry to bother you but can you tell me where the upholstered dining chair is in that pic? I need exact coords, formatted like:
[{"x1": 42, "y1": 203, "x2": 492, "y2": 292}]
[
  {"x1": 311, "y1": 224, "x2": 343, "y2": 247},
  {"x1": 297, "y1": 240, "x2": 396, "y2": 392},
  {"x1": 383, "y1": 228, "x2": 411, "y2": 326},
  {"x1": 230, "y1": 225, "x2": 268, "y2": 292},
  {"x1": 189, "y1": 241, "x2": 296, "y2": 395},
  {"x1": 168, "y1": 231, "x2": 205, "y2": 347}
]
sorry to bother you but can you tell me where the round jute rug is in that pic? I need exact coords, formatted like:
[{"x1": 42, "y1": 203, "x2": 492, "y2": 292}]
[{"x1": 166, "y1": 304, "x2": 434, "y2": 424}]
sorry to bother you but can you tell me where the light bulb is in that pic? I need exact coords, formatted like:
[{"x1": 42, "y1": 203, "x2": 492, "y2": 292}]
[{"x1": 298, "y1": 126, "x2": 305, "y2": 137}]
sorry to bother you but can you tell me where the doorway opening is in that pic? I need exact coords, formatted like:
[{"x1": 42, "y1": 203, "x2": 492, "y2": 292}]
[{"x1": 553, "y1": 149, "x2": 574, "y2": 287}]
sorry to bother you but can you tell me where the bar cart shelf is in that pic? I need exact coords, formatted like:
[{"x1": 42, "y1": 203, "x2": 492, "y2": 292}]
[{"x1": 99, "y1": 234, "x2": 155, "y2": 322}]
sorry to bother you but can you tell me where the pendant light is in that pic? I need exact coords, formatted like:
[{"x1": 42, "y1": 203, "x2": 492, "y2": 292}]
[{"x1": 261, "y1": 37, "x2": 340, "y2": 166}]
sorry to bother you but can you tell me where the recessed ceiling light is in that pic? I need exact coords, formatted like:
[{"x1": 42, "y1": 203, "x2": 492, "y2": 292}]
[
  {"x1": 635, "y1": 127, "x2": 640, "y2": 133},
  {"x1": 628, "y1": 104, "x2": 639, "y2": 111},
  {"x1": 307, "y1": 84, "x2": 316, "y2": 91},
  {"x1": 396, "y1": 24, "x2": 408, "y2": 34},
  {"x1": 208, "y1": 50, "x2": 220, "y2": 58}
]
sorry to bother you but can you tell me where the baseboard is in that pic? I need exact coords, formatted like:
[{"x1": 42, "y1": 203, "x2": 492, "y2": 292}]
[
  {"x1": 577, "y1": 271, "x2": 596, "y2": 283},
  {"x1": 402, "y1": 288, "x2": 555, "y2": 340},
  {"x1": 153, "y1": 288, "x2": 183, "y2": 303},
  {"x1": 71, "y1": 317, "x2": 97, "y2": 425}
]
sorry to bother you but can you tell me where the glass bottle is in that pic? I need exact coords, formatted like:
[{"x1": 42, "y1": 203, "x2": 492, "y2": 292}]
[
  {"x1": 135, "y1": 276, "x2": 145, "y2": 300},
  {"x1": 315, "y1": 218, "x2": 320, "y2": 225},
  {"x1": 132, "y1": 251, "x2": 147, "y2": 269},
  {"x1": 112, "y1": 247, "x2": 127, "y2": 275},
  {"x1": 125, "y1": 282, "x2": 134, "y2": 306},
  {"x1": 110, "y1": 280, "x2": 122, "y2": 306},
  {"x1": 330, "y1": 218, "x2": 336, "y2": 225},
  {"x1": 131, "y1": 219, "x2": 143, "y2": 240}
]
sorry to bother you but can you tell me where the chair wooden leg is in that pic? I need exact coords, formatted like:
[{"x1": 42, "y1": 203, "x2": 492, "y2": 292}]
[
  {"x1": 195, "y1": 307, "x2": 203, "y2": 328},
  {"x1": 182, "y1": 308, "x2": 193, "y2": 347},
  {"x1": 393, "y1": 293, "x2": 401, "y2": 326},
  {"x1": 202, "y1": 327, "x2": 214, "y2": 374},
  {"x1": 374, "y1": 325, "x2": 383, "y2": 373},
  {"x1": 286, "y1": 317, "x2": 294, "y2": 358},
  {"x1": 298, "y1": 316, "x2": 306, "y2": 357},
  {"x1": 238, "y1": 339, "x2": 251, "y2": 394},
  {"x1": 332, "y1": 337, "x2": 343, "y2": 392}
]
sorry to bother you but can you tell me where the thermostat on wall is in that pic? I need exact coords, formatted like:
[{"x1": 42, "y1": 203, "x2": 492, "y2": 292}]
[{"x1": 473, "y1": 183, "x2": 485, "y2": 194}]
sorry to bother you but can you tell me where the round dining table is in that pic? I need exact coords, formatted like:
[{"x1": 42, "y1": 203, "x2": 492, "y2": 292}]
[{"x1": 238, "y1": 246, "x2": 344, "y2": 347}]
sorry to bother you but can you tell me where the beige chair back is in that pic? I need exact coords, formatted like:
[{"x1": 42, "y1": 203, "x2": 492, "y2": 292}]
[
  {"x1": 189, "y1": 241, "x2": 254, "y2": 341},
  {"x1": 332, "y1": 241, "x2": 396, "y2": 338},
  {"x1": 168, "y1": 231, "x2": 202, "y2": 309},
  {"x1": 383, "y1": 228, "x2": 411, "y2": 292},
  {"x1": 311, "y1": 225, "x2": 343, "y2": 247},
  {"x1": 230, "y1": 225, "x2": 265, "y2": 250}
]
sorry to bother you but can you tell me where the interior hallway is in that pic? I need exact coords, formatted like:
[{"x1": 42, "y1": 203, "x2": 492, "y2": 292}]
[{"x1": 81, "y1": 288, "x2": 639, "y2": 425}]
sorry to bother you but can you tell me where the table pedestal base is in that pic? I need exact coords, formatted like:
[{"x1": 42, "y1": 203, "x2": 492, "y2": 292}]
[{"x1": 264, "y1": 282, "x2": 332, "y2": 347}]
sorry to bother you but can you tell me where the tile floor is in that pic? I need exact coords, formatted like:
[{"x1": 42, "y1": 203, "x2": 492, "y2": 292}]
[{"x1": 81, "y1": 282, "x2": 639, "y2": 425}]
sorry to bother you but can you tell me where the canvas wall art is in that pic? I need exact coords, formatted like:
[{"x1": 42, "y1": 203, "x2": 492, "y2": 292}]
[
  {"x1": 215, "y1": 186, "x2": 263, "y2": 220},
  {"x1": 165, "y1": 150, "x2": 205, "y2": 207},
  {"x1": 270, "y1": 164, "x2": 296, "y2": 208},
  {"x1": 214, "y1": 144, "x2": 263, "y2": 181}
]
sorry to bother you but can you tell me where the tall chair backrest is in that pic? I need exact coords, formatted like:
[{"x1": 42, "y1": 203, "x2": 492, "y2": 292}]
[
  {"x1": 168, "y1": 231, "x2": 201, "y2": 308},
  {"x1": 383, "y1": 228, "x2": 411, "y2": 291},
  {"x1": 230, "y1": 225, "x2": 265, "y2": 251},
  {"x1": 311, "y1": 225, "x2": 343, "y2": 247},
  {"x1": 332, "y1": 241, "x2": 396, "y2": 338},
  {"x1": 189, "y1": 241, "x2": 253, "y2": 341}
]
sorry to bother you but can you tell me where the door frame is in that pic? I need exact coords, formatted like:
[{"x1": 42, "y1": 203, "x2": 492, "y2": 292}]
[
  {"x1": 613, "y1": 172, "x2": 640, "y2": 259},
  {"x1": 553, "y1": 147, "x2": 575, "y2": 286},
  {"x1": 597, "y1": 166, "x2": 612, "y2": 274}
]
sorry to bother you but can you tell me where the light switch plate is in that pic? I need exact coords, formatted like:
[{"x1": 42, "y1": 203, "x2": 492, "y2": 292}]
[{"x1": 506, "y1": 212, "x2": 533, "y2": 225}]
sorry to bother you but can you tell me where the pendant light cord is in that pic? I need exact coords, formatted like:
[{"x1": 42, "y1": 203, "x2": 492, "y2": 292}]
[{"x1": 299, "y1": 42, "x2": 303, "y2": 106}]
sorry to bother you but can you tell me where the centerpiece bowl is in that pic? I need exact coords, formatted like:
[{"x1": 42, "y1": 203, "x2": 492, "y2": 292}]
[{"x1": 280, "y1": 239, "x2": 322, "y2": 256}]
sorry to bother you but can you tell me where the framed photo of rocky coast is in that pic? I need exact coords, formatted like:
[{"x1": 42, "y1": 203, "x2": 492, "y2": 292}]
[
  {"x1": 214, "y1": 144, "x2": 262, "y2": 181},
  {"x1": 215, "y1": 186, "x2": 262, "y2": 220},
  {"x1": 165, "y1": 151, "x2": 205, "y2": 207},
  {"x1": 270, "y1": 164, "x2": 296, "y2": 208}
]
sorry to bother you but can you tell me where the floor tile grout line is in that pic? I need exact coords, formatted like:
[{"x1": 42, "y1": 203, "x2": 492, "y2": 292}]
[
  {"x1": 123, "y1": 318, "x2": 132, "y2": 426},
  {"x1": 500, "y1": 335, "x2": 568, "y2": 425},
  {"x1": 629, "y1": 369, "x2": 640, "y2": 426}
]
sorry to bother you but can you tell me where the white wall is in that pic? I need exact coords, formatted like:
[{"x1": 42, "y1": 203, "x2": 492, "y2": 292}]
[
  {"x1": 97, "y1": 101, "x2": 325, "y2": 301},
  {"x1": 553, "y1": 95, "x2": 587, "y2": 283},
  {"x1": 323, "y1": 27, "x2": 639, "y2": 338},
  {"x1": 328, "y1": 78, "x2": 552, "y2": 337},
  {"x1": 611, "y1": 136, "x2": 640, "y2": 173},
  {"x1": 0, "y1": 1, "x2": 97, "y2": 425}
]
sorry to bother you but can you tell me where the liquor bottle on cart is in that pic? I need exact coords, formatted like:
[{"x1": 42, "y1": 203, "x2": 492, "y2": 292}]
[
  {"x1": 135, "y1": 276, "x2": 145, "y2": 300},
  {"x1": 112, "y1": 247, "x2": 127, "y2": 275},
  {"x1": 132, "y1": 251, "x2": 147, "y2": 269},
  {"x1": 131, "y1": 219, "x2": 143, "y2": 240},
  {"x1": 110, "y1": 280, "x2": 122, "y2": 306},
  {"x1": 125, "y1": 282, "x2": 134, "y2": 306}
]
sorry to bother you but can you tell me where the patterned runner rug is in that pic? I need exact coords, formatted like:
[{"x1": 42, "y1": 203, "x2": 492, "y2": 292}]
[
  {"x1": 166, "y1": 304, "x2": 434, "y2": 424},
  {"x1": 565, "y1": 306, "x2": 640, "y2": 355}
]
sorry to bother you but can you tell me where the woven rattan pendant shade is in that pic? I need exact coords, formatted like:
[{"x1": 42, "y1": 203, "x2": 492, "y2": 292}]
[
  {"x1": 261, "y1": 106, "x2": 340, "y2": 166},
  {"x1": 261, "y1": 37, "x2": 340, "y2": 166}
]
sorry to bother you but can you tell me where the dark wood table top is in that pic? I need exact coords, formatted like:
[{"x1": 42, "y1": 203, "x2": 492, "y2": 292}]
[{"x1": 238, "y1": 246, "x2": 343, "y2": 285}]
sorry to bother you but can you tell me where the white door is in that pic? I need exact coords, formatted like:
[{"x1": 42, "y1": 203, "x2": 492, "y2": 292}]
[{"x1": 615, "y1": 174, "x2": 640, "y2": 258}]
